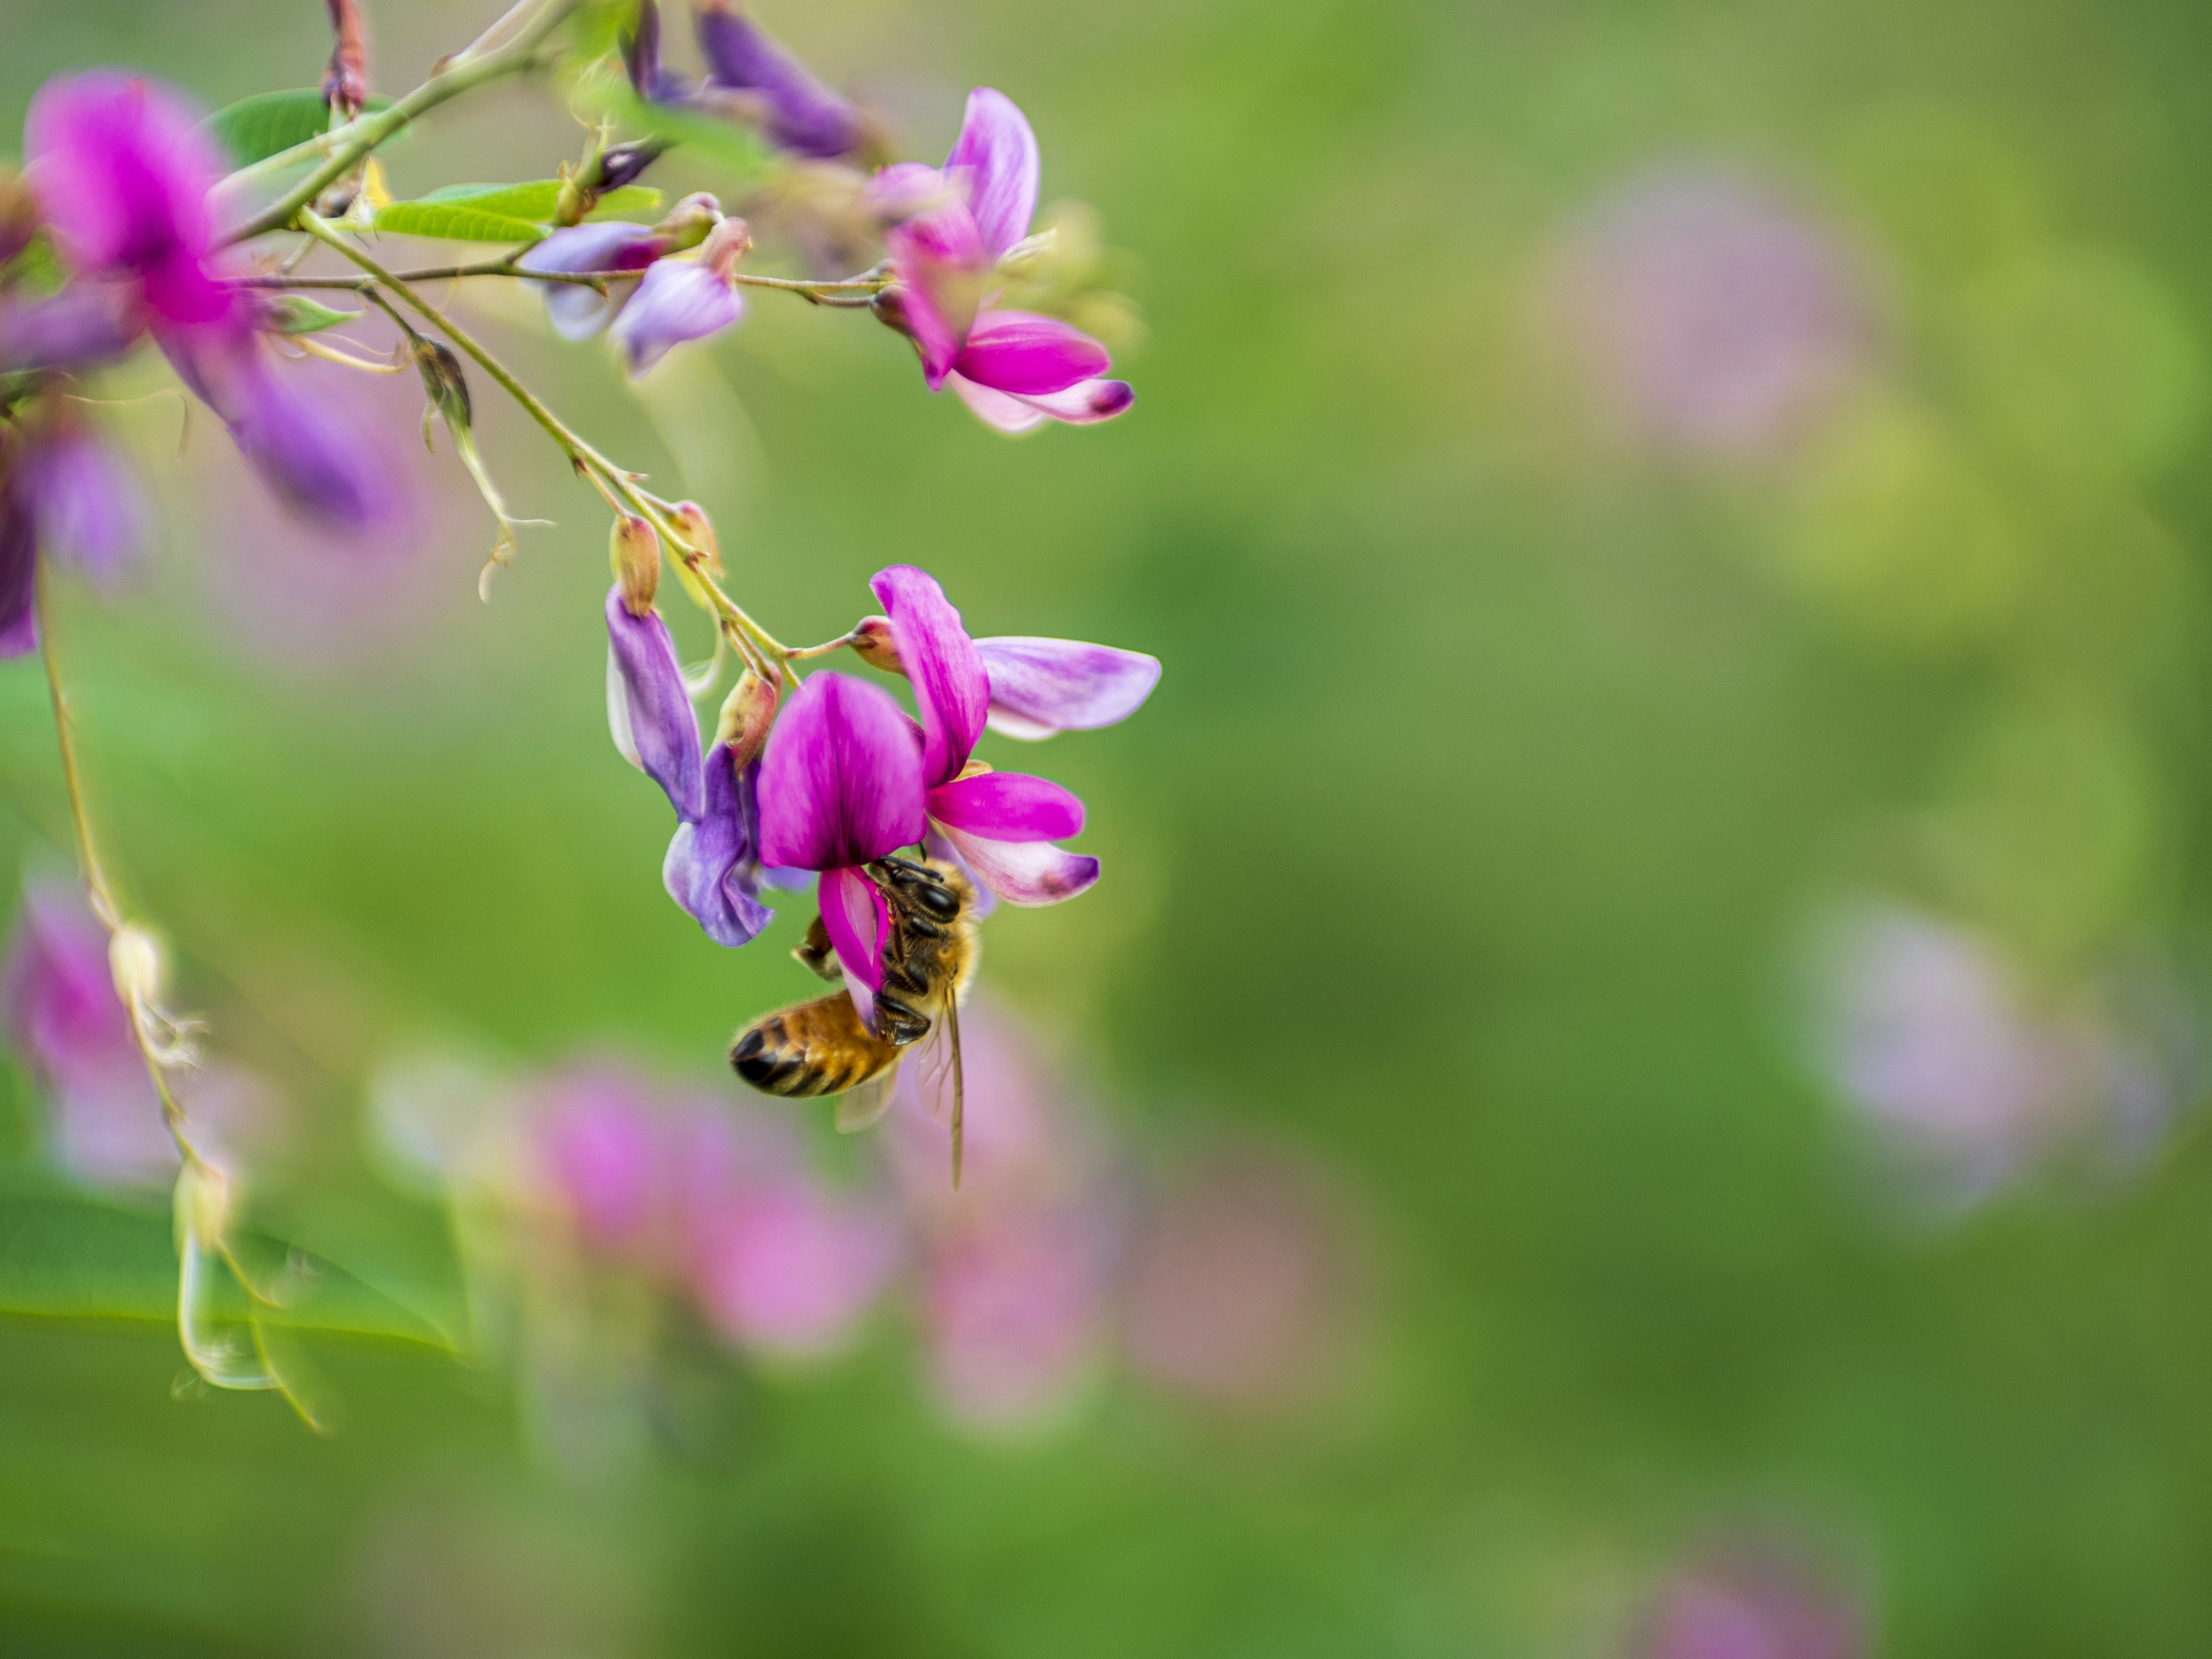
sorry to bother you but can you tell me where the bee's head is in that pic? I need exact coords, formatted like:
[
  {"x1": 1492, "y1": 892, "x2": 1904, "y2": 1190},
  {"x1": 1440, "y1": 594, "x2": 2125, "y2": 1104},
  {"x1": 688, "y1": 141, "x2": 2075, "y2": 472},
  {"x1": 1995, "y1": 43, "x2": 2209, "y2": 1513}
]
[{"x1": 870, "y1": 854, "x2": 966, "y2": 919}]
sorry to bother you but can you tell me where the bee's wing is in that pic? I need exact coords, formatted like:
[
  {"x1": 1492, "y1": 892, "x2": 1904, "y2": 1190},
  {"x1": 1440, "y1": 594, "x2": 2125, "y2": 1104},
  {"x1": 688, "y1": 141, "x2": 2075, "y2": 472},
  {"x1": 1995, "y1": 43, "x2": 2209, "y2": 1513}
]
[
  {"x1": 834, "y1": 1062, "x2": 901, "y2": 1134},
  {"x1": 910, "y1": 994, "x2": 966, "y2": 1188}
]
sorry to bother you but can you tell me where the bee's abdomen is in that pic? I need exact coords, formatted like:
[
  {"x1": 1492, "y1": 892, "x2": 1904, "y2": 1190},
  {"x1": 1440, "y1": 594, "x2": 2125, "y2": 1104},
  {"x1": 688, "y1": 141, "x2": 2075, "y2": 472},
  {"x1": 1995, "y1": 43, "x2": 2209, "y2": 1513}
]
[{"x1": 729, "y1": 995, "x2": 897, "y2": 1099}]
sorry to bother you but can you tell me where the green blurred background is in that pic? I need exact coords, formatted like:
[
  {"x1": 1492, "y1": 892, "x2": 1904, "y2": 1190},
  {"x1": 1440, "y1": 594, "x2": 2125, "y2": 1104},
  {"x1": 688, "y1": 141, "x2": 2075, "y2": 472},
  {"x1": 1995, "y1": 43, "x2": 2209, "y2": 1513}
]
[{"x1": 8, "y1": 0, "x2": 2212, "y2": 1651}]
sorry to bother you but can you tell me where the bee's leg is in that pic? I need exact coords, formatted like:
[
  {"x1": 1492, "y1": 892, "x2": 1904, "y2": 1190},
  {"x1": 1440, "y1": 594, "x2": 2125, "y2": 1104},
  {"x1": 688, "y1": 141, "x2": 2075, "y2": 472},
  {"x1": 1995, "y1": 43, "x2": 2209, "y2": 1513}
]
[
  {"x1": 873, "y1": 993, "x2": 933, "y2": 1047},
  {"x1": 792, "y1": 914, "x2": 841, "y2": 980}
]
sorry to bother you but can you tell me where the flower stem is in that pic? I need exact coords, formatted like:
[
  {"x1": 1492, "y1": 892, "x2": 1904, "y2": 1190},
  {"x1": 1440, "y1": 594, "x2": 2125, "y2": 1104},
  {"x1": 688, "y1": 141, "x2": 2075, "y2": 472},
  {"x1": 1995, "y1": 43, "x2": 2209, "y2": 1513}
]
[
  {"x1": 221, "y1": 0, "x2": 584, "y2": 245},
  {"x1": 228, "y1": 265, "x2": 891, "y2": 298},
  {"x1": 297, "y1": 212, "x2": 804, "y2": 668}
]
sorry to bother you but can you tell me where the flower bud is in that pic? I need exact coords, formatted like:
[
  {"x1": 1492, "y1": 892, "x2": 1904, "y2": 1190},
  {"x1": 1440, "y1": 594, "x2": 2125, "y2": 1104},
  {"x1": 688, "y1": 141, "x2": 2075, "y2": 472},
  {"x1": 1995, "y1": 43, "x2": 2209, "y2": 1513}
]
[
  {"x1": 412, "y1": 338, "x2": 472, "y2": 430},
  {"x1": 717, "y1": 668, "x2": 780, "y2": 768},
  {"x1": 668, "y1": 499, "x2": 724, "y2": 576},
  {"x1": 849, "y1": 615, "x2": 903, "y2": 673},
  {"x1": 654, "y1": 192, "x2": 722, "y2": 252},
  {"x1": 869, "y1": 285, "x2": 915, "y2": 340},
  {"x1": 995, "y1": 227, "x2": 1059, "y2": 282},
  {"x1": 610, "y1": 516, "x2": 660, "y2": 615},
  {"x1": 108, "y1": 923, "x2": 164, "y2": 1012},
  {"x1": 0, "y1": 168, "x2": 42, "y2": 270},
  {"x1": 552, "y1": 162, "x2": 599, "y2": 229}
]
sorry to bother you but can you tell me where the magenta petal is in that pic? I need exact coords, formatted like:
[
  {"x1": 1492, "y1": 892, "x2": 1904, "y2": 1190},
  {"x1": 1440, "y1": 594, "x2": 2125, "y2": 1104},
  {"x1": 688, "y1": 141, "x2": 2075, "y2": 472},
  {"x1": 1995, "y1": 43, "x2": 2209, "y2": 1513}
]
[
  {"x1": 945, "y1": 373, "x2": 1047, "y2": 434},
  {"x1": 944, "y1": 88, "x2": 1039, "y2": 263},
  {"x1": 977, "y1": 637, "x2": 1160, "y2": 736},
  {"x1": 876, "y1": 171, "x2": 989, "y2": 389},
  {"x1": 934, "y1": 827, "x2": 1100, "y2": 907},
  {"x1": 25, "y1": 73, "x2": 225, "y2": 310},
  {"x1": 610, "y1": 260, "x2": 744, "y2": 377},
  {"x1": 819, "y1": 866, "x2": 890, "y2": 1028},
  {"x1": 756, "y1": 672, "x2": 927, "y2": 870},
  {"x1": 950, "y1": 311, "x2": 1109, "y2": 396},
  {"x1": 926, "y1": 772, "x2": 1084, "y2": 842},
  {"x1": 869, "y1": 565, "x2": 989, "y2": 787},
  {"x1": 607, "y1": 586, "x2": 707, "y2": 821}
]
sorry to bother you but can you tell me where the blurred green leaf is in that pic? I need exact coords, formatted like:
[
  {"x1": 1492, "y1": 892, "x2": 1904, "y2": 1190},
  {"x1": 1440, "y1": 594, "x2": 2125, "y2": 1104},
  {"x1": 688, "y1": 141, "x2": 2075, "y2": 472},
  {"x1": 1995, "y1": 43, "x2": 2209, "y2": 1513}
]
[
  {"x1": 260, "y1": 294, "x2": 361, "y2": 335},
  {"x1": 2, "y1": 232, "x2": 65, "y2": 296},
  {"x1": 203, "y1": 89, "x2": 393, "y2": 168},
  {"x1": 369, "y1": 200, "x2": 549, "y2": 245},
  {"x1": 0, "y1": 1183, "x2": 453, "y2": 1349},
  {"x1": 416, "y1": 180, "x2": 663, "y2": 222}
]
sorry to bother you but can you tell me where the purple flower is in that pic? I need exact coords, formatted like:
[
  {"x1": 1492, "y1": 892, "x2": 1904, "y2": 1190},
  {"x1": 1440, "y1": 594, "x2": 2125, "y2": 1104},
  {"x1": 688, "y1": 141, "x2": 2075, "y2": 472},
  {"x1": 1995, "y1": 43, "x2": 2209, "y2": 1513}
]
[
  {"x1": 517, "y1": 222, "x2": 663, "y2": 341},
  {"x1": 872, "y1": 565, "x2": 1123, "y2": 906},
  {"x1": 161, "y1": 320, "x2": 387, "y2": 532},
  {"x1": 663, "y1": 742, "x2": 774, "y2": 948},
  {"x1": 688, "y1": 1173, "x2": 900, "y2": 1358},
  {"x1": 692, "y1": 0, "x2": 869, "y2": 161},
  {"x1": 605, "y1": 584, "x2": 706, "y2": 821},
  {"x1": 756, "y1": 672, "x2": 928, "y2": 1020},
  {"x1": 17, "y1": 423, "x2": 147, "y2": 584},
  {"x1": 0, "y1": 283, "x2": 142, "y2": 375},
  {"x1": 532, "y1": 1064, "x2": 663, "y2": 1253},
  {"x1": 974, "y1": 635, "x2": 1162, "y2": 739},
  {"x1": 610, "y1": 258, "x2": 744, "y2": 377},
  {"x1": 1556, "y1": 169, "x2": 1872, "y2": 459},
  {"x1": 24, "y1": 72, "x2": 232, "y2": 331},
  {"x1": 871, "y1": 92, "x2": 1134, "y2": 429},
  {"x1": 1634, "y1": 1544, "x2": 1865, "y2": 1659}
]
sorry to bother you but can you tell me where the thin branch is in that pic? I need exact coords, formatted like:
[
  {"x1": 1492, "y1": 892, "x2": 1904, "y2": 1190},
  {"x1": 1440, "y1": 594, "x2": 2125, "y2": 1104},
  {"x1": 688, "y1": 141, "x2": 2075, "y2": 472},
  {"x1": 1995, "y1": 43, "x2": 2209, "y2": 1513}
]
[{"x1": 221, "y1": 0, "x2": 584, "y2": 245}]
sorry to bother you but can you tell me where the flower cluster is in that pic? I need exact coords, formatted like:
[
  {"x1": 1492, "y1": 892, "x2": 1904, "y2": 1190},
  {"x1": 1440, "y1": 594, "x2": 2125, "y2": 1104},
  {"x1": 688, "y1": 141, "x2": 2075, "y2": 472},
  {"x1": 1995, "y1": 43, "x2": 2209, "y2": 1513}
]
[
  {"x1": 0, "y1": 1, "x2": 1156, "y2": 1408},
  {"x1": 607, "y1": 553, "x2": 1157, "y2": 1027}
]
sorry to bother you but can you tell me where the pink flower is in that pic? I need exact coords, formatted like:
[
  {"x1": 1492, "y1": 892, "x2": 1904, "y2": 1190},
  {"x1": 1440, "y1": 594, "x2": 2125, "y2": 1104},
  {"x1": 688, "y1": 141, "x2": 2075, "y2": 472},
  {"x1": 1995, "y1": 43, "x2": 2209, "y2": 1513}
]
[
  {"x1": 755, "y1": 671, "x2": 927, "y2": 1024},
  {"x1": 873, "y1": 565, "x2": 1134, "y2": 906},
  {"x1": 688, "y1": 1175, "x2": 900, "y2": 1358},
  {"x1": 24, "y1": 72, "x2": 232, "y2": 330},
  {"x1": 883, "y1": 1000, "x2": 1118, "y2": 1429},
  {"x1": 872, "y1": 91, "x2": 1132, "y2": 430},
  {"x1": 1634, "y1": 1544, "x2": 1865, "y2": 1659},
  {"x1": 531, "y1": 1064, "x2": 663, "y2": 1253}
]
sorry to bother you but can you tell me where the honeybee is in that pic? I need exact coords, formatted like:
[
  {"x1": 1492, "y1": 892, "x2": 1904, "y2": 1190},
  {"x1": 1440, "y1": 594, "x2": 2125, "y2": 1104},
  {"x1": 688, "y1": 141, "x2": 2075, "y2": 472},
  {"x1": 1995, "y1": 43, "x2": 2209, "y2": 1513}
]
[{"x1": 729, "y1": 855, "x2": 979, "y2": 1180}]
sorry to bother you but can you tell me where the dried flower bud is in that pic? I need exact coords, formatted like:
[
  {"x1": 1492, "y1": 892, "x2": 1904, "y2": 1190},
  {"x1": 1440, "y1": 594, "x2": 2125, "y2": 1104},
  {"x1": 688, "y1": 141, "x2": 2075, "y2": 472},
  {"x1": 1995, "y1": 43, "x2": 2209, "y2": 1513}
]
[
  {"x1": 108, "y1": 923, "x2": 164, "y2": 1012},
  {"x1": 717, "y1": 668, "x2": 780, "y2": 768},
  {"x1": 655, "y1": 192, "x2": 722, "y2": 252},
  {"x1": 668, "y1": 500, "x2": 724, "y2": 575},
  {"x1": 411, "y1": 338, "x2": 471, "y2": 430},
  {"x1": 849, "y1": 615, "x2": 902, "y2": 673},
  {"x1": 323, "y1": 0, "x2": 370, "y2": 119},
  {"x1": 610, "y1": 516, "x2": 660, "y2": 615}
]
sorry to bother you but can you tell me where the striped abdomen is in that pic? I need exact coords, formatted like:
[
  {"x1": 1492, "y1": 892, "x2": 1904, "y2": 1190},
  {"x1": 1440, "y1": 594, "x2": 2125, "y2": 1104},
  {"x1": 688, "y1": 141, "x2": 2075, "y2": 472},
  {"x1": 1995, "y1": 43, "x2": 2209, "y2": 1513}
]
[{"x1": 729, "y1": 990, "x2": 903, "y2": 1098}]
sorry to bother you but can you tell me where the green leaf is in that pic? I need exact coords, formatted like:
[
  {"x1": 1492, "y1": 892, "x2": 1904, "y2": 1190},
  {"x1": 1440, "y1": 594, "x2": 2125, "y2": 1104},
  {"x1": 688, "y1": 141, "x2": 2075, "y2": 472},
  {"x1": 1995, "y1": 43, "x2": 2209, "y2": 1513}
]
[
  {"x1": 414, "y1": 180, "x2": 663, "y2": 223},
  {"x1": 0, "y1": 1182, "x2": 454, "y2": 1350},
  {"x1": 203, "y1": 89, "x2": 395, "y2": 169},
  {"x1": 260, "y1": 295, "x2": 361, "y2": 335},
  {"x1": 368, "y1": 200, "x2": 550, "y2": 245},
  {"x1": 1, "y1": 232, "x2": 65, "y2": 297}
]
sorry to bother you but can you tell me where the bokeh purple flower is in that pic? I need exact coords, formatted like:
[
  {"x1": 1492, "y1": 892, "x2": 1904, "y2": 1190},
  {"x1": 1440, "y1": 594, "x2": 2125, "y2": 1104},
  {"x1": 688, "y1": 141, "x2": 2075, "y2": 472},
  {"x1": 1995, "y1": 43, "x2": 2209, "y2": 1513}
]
[
  {"x1": 24, "y1": 72, "x2": 233, "y2": 332},
  {"x1": 883, "y1": 998, "x2": 1119, "y2": 1429},
  {"x1": 16, "y1": 422, "x2": 147, "y2": 584},
  {"x1": 1554, "y1": 168, "x2": 1873, "y2": 459},
  {"x1": 692, "y1": 0, "x2": 870, "y2": 161},
  {"x1": 1631, "y1": 1542, "x2": 1865, "y2": 1659}
]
